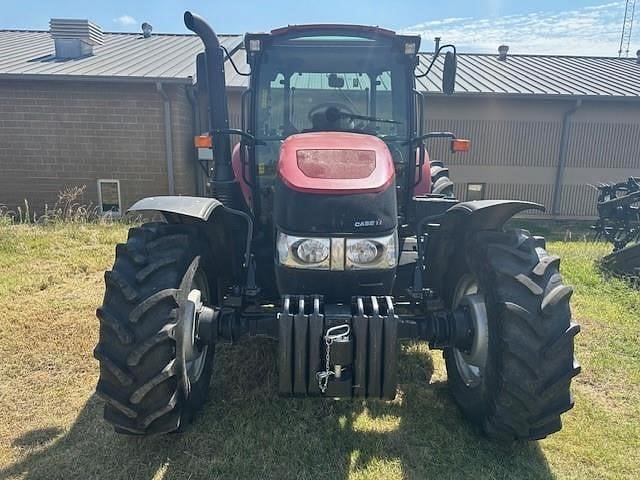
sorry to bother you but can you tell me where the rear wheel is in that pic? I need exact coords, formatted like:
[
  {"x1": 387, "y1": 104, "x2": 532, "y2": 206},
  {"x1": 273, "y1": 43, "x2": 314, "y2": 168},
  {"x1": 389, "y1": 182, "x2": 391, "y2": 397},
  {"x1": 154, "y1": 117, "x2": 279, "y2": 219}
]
[
  {"x1": 430, "y1": 160, "x2": 455, "y2": 197},
  {"x1": 94, "y1": 222, "x2": 218, "y2": 435},
  {"x1": 444, "y1": 229, "x2": 580, "y2": 440}
]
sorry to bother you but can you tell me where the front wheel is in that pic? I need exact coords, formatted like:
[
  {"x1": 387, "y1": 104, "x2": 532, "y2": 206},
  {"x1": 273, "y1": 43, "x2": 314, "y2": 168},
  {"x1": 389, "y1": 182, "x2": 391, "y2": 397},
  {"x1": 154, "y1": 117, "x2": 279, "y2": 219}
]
[
  {"x1": 94, "y1": 222, "x2": 218, "y2": 435},
  {"x1": 444, "y1": 229, "x2": 581, "y2": 440}
]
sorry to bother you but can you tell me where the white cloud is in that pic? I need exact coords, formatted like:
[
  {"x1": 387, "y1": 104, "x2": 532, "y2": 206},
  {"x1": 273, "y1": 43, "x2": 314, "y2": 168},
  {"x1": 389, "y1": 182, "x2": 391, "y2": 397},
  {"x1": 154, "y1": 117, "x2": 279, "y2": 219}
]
[
  {"x1": 402, "y1": 2, "x2": 634, "y2": 56},
  {"x1": 113, "y1": 15, "x2": 137, "y2": 27}
]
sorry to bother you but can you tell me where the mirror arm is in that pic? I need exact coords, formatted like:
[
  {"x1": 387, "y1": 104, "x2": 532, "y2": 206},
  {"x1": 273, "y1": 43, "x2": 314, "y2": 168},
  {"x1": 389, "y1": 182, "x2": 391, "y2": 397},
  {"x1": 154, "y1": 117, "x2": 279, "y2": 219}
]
[
  {"x1": 415, "y1": 44, "x2": 457, "y2": 78},
  {"x1": 406, "y1": 131, "x2": 457, "y2": 147},
  {"x1": 211, "y1": 128, "x2": 266, "y2": 146},
  {"x1": 220, "y1": 45, "x2": 251, "y2": 76}
]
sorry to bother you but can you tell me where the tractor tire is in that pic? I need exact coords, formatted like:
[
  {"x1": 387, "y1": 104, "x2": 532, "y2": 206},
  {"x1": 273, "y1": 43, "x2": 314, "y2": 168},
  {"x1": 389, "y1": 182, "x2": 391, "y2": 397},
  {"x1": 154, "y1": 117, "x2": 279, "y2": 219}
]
[
  {"x1": 443, "y1": 229, "x2": 580, "y2": 441},
  {"x1": 430, "y1": 162, "x2": 455, "y2": 197},
  {"x1": 94, "y1": 222, "x2": 217, "y2": 435}
]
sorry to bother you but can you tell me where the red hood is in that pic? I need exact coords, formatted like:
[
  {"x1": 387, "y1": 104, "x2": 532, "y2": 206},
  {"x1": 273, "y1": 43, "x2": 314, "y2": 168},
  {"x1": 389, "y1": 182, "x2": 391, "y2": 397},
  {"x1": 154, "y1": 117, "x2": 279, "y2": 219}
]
[{"x1": 278, "y1": 132, "x2": 395, "y2": 195}]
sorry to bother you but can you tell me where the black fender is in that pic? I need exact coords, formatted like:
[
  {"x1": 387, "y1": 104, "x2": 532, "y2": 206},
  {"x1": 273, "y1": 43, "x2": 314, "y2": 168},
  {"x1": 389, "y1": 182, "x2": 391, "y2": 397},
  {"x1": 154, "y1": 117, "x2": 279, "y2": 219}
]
[
  {"x1": 128, "y1": 196, "x2": 224, "y2": 221},
  {"x1": 438, "y1": 200, "x2": 544, "y2": 233},
  {"x1": 128, "y1": 195, "x2": 251, "y2": 284},
  {"x1": 424, "y1": 200, "x2": 545, "y2": 290}
]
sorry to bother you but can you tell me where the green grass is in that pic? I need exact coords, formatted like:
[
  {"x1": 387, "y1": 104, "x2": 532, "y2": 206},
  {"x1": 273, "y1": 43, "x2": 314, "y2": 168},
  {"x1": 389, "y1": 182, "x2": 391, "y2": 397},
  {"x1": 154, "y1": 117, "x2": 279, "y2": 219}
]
[
  {"x1": 505, "y1": 219, "x2": 595, "y2": 242},
  {"x1": 0, "y1": 224, "x2": 638, "y2": 480}
]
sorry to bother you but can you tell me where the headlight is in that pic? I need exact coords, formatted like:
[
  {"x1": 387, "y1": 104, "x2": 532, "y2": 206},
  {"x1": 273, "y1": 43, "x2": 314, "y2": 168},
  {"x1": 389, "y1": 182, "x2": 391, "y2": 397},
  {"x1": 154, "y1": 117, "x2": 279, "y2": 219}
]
[
  {"x1": 276, "y1": 231, "x2": 397, "y2": 271},
  {"x1": 296, "y1": 238, "x2": 330, "y2": 264},
  {"x1": 346, "y1": 239, "x2": 378, "y2": 265},
  {"x1": 345, "y1": 233, "x2": 397, "y2": 270},
  {"x1": 277, "y1": 232, "x2": 330, "y2": 270}
]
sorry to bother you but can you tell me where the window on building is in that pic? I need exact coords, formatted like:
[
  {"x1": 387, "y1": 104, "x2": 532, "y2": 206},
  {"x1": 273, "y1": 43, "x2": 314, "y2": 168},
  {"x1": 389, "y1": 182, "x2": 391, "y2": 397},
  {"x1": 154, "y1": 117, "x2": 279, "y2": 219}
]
[
  {"x1": 466, "y1": 183, "x2": 485, "y2": 201},
  {"x1": 97, "y1": 179, "x2": 122, "y2": 216}
]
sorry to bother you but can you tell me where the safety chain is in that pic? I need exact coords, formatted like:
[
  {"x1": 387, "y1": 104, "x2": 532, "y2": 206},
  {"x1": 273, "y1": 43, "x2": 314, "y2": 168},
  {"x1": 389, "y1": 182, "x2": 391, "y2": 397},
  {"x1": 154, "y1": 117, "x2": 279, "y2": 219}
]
[{"x1": 316, "y1": 324, "x2": 350, "y2": 393}]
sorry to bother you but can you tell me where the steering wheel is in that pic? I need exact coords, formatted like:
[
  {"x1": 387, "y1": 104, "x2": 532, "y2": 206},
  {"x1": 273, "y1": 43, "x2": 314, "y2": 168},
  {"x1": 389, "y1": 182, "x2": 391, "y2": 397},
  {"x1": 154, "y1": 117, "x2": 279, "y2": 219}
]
[{"x1": 307, "y1": 103, "x2": 356, "y2": 123}]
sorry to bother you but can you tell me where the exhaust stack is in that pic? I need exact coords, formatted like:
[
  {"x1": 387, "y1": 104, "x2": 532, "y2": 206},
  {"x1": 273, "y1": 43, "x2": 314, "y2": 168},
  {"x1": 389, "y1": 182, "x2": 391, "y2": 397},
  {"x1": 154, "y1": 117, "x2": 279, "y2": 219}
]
[{"x1": 184, "y1": 11, "x2": 234, "y2": 204}]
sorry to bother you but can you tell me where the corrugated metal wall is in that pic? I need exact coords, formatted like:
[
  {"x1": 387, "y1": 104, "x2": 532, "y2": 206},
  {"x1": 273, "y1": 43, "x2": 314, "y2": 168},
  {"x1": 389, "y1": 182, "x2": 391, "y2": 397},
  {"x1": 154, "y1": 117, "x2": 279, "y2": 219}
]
[
  {"x1": 567, "y1": 122, "x2": 640, "y2": 169},
  {"x1": 425, "y1": 114, "x2": 562, "y2": 216},
  {"x1": 425, "y1": 119, "x2": 562, "y2": 167},
  {"x1": 422, "y1": 96, "x2": 640, "y2": 218}
]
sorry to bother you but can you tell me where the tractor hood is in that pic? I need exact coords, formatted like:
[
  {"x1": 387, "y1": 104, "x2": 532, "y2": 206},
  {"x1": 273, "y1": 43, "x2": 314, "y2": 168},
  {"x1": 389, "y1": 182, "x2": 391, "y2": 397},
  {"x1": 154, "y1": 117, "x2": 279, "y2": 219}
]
[
  {"x1": 278, "y1": 132, "x2": 394, "y2": 195},
  {"x1": 273, "y1": 132, "x2": 397, "y2": 235}
]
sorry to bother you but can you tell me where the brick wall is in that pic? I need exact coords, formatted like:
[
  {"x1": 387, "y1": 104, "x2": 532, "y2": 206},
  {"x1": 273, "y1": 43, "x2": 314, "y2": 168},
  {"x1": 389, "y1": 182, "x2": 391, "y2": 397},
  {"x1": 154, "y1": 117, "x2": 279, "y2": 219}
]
[
  {"x1": 171, "y1": 85, "x2": 197, "y2": 196},
  {"x1": 0, "y1": 79, "x2": 196, "y2": 215}
]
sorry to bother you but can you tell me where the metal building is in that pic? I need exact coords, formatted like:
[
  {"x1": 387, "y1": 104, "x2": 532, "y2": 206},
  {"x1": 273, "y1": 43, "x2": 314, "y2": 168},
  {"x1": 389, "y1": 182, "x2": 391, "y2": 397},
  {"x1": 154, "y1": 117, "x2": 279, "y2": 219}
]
[
  {"x1": 1, "y1": 23, "x2": 639, "y2": 219},
  {"x1": 0, "y1": 25, "x2": 241, "y2": 214}
]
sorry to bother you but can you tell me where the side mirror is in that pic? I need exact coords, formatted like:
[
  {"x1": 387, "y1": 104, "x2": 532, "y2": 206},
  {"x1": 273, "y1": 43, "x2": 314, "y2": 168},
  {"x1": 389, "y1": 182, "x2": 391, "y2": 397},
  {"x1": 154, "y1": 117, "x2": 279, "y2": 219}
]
[
  {"x1": 442, "y1": 51, "x2": 457, "y2": 95},
  {"x1": 328, "y1": 73, "x2": 345, "y2": 89}
]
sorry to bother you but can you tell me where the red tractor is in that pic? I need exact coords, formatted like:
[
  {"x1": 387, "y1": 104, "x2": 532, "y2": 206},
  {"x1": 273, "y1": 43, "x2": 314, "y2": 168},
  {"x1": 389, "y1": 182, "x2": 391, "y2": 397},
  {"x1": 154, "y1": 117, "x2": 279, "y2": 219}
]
[{"x1": 94, "y1": 12, "x2": 580, "y2": 440}]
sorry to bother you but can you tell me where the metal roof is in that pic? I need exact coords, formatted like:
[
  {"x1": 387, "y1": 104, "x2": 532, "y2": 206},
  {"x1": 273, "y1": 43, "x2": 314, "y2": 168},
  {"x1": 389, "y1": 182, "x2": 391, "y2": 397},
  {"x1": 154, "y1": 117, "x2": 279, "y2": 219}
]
[
  {"x1": 1, "y1": 29, "x2": 639, "y2": 98},
  {"x1": 414, "y1": 53, "x2": 640, "y2": 98},
  {"x1": 224, "y1": 47, "x2": 640, "y2": 98},
  {"x1": 0, "y1": 30, "x2": 242, "y2": 83}
]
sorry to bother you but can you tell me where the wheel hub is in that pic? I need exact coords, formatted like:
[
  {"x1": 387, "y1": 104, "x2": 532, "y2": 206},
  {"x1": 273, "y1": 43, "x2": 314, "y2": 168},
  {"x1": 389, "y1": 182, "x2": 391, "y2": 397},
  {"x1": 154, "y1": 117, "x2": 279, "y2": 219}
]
[
  {"x1": 176, "y1": 269, "x2": 212, "y2": 396},
  {"x1": 452, "y1": 275, "x2": 489, "y2": 388},
  {"x1": 184, "y1": 290, "x2": 206, "y2": 376}
]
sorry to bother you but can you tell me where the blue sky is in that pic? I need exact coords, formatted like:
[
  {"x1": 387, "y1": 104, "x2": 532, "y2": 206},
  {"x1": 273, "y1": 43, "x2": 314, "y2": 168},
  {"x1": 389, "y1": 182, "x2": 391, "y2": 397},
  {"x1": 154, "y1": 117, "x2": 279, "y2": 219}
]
[{"x1": 0, "y1": 1, "x2": 635, "y2": 56}]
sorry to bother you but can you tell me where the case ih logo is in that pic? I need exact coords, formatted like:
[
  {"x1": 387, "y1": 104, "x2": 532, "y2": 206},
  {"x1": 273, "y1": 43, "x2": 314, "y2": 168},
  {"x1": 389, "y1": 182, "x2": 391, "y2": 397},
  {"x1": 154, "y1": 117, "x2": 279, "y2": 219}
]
[{"x1": 354, "y1": 219, "x2": 383, "y2": 228}]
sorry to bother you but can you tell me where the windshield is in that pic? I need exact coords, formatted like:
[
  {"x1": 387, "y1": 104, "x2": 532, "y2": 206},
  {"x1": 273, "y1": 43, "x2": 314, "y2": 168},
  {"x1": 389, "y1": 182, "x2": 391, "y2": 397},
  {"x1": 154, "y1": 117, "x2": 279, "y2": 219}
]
[{"x1": 255, "y1": 45, "x2": 409, "y2": 139}]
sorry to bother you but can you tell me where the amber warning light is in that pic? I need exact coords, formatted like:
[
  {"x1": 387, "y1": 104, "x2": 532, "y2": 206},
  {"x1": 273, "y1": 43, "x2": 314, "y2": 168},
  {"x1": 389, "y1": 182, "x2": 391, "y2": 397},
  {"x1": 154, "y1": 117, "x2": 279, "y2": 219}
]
[
  {"x1": 451, "y1": 138, "x2": 471, "y2": 153},
  {"x1": 194, "y1": 135, "x2": 212, "y2": 148}
]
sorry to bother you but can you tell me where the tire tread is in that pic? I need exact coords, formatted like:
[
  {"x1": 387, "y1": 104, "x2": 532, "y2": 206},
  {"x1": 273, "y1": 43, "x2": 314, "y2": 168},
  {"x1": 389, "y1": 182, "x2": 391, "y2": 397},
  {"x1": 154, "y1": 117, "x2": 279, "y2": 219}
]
[
  {"x1": 446, "y1": 229, "x2": 580, "y2": 441},
  {"x1": 95, "y1": 222, "x2": 215, "y2": 435}
]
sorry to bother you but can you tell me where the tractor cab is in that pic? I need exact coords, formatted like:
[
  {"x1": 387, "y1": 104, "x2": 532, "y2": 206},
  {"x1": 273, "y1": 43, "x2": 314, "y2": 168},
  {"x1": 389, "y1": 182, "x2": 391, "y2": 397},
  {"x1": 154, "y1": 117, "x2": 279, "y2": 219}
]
[{"x1": 237, "y1": 27, "x2": 419, "y2": 224}]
